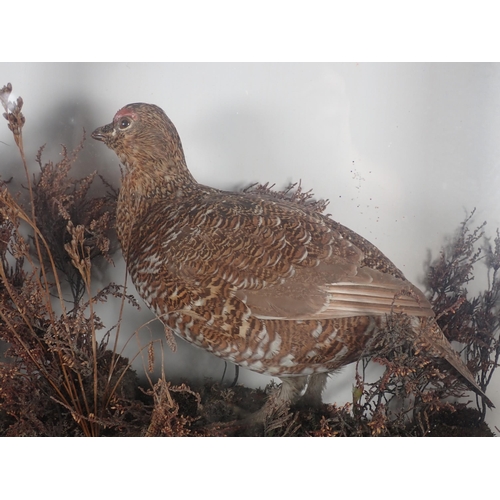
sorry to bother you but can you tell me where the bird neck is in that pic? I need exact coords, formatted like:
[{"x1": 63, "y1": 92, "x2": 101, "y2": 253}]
[
  {"x1": 116, "y1": 159, "x2": 198, "y2": 258},
  {"x1": 121, "y1": 157, "x2": 198, "y2": 199}
]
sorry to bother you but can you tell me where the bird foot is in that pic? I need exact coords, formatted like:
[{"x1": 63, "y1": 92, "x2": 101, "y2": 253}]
[{"x1": 202, "y1": 390, "x2": 300, "y2": 436}]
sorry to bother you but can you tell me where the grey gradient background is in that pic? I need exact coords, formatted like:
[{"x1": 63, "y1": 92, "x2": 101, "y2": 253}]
[{"x1": 1, "y1": 62, "x2": 499, "y2": 430}]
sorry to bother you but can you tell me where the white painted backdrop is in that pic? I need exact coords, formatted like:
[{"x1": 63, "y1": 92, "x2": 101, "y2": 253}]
[{"x1": 1, "y1": 62, "x2": 499, "y2": 430}]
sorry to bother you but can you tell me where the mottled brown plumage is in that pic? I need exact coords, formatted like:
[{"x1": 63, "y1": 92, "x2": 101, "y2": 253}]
[{"x1": 92, "y1": 102, "x2": 492, "y2": 412}]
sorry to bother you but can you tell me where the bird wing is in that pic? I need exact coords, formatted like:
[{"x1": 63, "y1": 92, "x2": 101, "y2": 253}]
[
  {"x1": 153, "y1": 189, "x2": 434, "y2": 321},
  {"x1": 238, "y1": 265, "x2": 433, "y2": 320}
]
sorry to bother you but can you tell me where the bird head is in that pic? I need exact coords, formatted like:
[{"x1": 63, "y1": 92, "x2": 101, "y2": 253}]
[{"x1": 92, "y1": 103, "x2": 187, "y2": 173}]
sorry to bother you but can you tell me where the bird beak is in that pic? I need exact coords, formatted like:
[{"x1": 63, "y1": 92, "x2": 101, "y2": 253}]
[{"x1": 91, "y1": 122, "x2": 114, "y2": 142}]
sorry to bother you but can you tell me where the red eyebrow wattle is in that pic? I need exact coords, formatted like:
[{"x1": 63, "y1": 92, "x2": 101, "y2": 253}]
[{"x1": 114, "y1": 107, "x2": 138, "y2": 122}]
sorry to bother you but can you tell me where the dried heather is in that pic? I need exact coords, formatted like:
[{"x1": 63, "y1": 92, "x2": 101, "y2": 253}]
[
  {"x1": 32, "y1": 139, "x2": 118, "y2": 305},
  {"x1": 0, "y1": 83, "x2": 149, "y2": 436},
  {"x1": 0, "y1": 83, "x2": 497, "y2": 436}
]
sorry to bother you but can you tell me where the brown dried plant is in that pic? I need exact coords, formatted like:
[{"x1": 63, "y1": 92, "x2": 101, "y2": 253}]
[
  {"x1": 32, "y1": 139, "x2": 117, "y2": 306},
  {"x1": 309, "y1": 209, "x2": 499, "y2": 437},
  {"x1": 0, "y1": 83, "x2": 496, "y2": 437},
  {"x1": 0, "y1": 83, "x2": 148, "y2": 436},
  {"x1": 232, "y1": 185, "x2": 499, "y2": 436},
  {"x1": 426, "y1": 210, "x2": 500, "y2": 421}
]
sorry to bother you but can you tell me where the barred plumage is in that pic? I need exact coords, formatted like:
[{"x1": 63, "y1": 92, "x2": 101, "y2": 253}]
[{"x1": 92, "y1": 102, "x2": 492, "y2": 414}]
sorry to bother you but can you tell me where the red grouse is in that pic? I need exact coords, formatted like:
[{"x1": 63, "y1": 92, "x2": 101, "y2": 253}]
[{"x1": 92, "y1": 103, "x2": 492, "y2": 413}]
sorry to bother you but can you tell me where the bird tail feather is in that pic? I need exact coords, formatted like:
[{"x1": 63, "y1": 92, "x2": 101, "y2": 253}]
[{"x1": 419, "y1": 319, "x2": 494, "y2": 408}]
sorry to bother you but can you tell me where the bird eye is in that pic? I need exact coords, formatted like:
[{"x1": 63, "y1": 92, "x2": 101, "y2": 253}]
[{"x1": 118, "y1": 117, "x2": 131, "y2": 129}]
